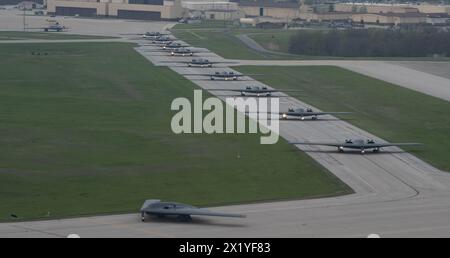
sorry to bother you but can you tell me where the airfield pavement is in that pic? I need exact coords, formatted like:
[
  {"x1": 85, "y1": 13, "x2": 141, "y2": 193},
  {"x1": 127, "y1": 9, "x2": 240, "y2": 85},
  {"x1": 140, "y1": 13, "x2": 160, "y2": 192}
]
[{"x1": 1, "y1": 10, "x2": 450, "y2": 237}]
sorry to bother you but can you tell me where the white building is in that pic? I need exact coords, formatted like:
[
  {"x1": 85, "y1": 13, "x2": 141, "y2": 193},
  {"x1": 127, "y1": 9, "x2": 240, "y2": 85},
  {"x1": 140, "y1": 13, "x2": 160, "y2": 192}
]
[{"x1": 182, "y1": 0, "x2": 243, "y2": 20}]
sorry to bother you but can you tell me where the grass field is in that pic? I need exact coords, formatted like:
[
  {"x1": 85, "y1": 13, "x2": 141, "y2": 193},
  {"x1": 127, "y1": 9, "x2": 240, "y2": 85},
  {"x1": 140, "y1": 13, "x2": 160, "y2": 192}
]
[
  {"x1": 0, "y1": 43, "x2": 351, "y2": 221},
  {"x1": 247, "y1": 31, "x2": 296, "y2": 53},
  {"x1": 172, "y1": 26, "x2": 450, "y2": 61},
  {"x1": 236, "y1": 66, "x2": 450, "y2": 172},
  {"x1": 0, "y1": 31, "x2": 113, "y2": 40}
]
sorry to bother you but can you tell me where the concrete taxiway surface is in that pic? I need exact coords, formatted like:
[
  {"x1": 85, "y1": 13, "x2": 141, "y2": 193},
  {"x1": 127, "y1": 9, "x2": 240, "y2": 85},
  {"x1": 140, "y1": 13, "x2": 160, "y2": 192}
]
[
  {"x1": 0, "y1": 39, "x2": 127, "y2": 44},
  {"x1": 0, "y1": 9, "x2": 172, "y2": 37},
  {"x1": 1, "y1": 15, "x2": 450, "y2": 237}
]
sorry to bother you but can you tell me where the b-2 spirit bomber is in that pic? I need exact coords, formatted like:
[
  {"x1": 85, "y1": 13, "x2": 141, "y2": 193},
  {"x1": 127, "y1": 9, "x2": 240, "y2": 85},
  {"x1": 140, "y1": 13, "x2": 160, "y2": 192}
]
[
  {"x1": 290, "y1": 139, "x2": 423, "y2": 154},
  {"x1": 140, "y1": 200, "x2": 246, "y2": 222}
]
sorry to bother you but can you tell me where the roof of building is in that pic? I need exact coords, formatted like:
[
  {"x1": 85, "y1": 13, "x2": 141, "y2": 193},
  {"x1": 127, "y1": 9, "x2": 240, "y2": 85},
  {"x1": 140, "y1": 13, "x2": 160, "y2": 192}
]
[{"x1": 236, "y1": 0, "x2": 300, "y2": 9}]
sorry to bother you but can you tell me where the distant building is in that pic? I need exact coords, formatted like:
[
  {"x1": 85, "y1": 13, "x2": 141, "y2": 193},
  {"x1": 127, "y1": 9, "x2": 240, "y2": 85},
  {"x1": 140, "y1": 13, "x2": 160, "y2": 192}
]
[
  {"x1": 47, "y1": 0, "x2": 184, "y2": 20},
  {"x1": 182, "y1": 1, "x2": 244, "y2": 20},
  {"x1": 335, "y1": 3, "x2": 450, "y2": 15},
  {"x1": 237, "y1": 0, "x2": 300, "y2": 20},
  {"x1": 298, "y1": 2, "x2": 352, "y2": 22},
  {"x1": 335, "y1": 3, "x2": 420, "y2": 14},
  {"x1": 414, "y1": 4, "x2": 450, "y2": 15},
  {"x1": 351, "y1": 12, "x2": 427, "y2": 26},
  {"x1": 17, "y1": 1, "x2": 44, "y2": 10},
  {"x1": 426, "y1": 13, "x2": 450, "y2": 25},
  {"x1": 299, "y1": 12, "x2": 352, "y2": 22}
]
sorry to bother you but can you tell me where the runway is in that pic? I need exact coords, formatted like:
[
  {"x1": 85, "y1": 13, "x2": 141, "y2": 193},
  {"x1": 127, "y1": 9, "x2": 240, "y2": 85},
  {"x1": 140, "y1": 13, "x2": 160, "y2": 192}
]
[
  {"x1": 1, "y1": 16, "x2": 450, "y2": 237},
  {"x1": 2, "y1": 36, "x2": 450, "y2": 238}
]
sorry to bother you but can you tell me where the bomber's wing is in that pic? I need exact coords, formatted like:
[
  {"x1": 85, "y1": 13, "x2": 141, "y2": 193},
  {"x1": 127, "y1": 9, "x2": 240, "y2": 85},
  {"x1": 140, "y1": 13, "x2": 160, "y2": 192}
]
[
  {"x1": 269, "y1": 89, "x2": 303, "y2": 93},
  {"x1": 140, "y1": 199, "x2": 161, "y2": 212},
  {"x1": 369, "y1": 142, "x2": 423, "y2": 148},
  {"x1": 290, "y1": 141, "x2": 342, "y2": 147},
  {"x1": 142, "y1": 49, "x2": 170, "y2": 52},
  {"x1": 209, "y1": 61, "x2": 240, "y2": 64},
  {"x1": 299, "y1": 112, "x2": 352, "y2": 116},
  {"x1": 182, "y1": 73, "x2": 262, "y2": 77},
  {"x1": 25, "y1": 27, "x2": 46, "y2": 30},
  {"x1": 150, "y1": 208, "x2": 246, "y2": 218},
  {"x1": 158, "y1": 60, "x2": 191, "y2": 64},
  {"x1": 206, "y1": 89, "x2": 244, "y2": 92}
]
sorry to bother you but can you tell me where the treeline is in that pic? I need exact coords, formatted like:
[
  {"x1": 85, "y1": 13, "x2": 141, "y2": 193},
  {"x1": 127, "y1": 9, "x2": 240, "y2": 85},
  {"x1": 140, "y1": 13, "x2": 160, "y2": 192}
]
[{"x1": 288, "y1": 29, "x2": 450, "y2": 57}]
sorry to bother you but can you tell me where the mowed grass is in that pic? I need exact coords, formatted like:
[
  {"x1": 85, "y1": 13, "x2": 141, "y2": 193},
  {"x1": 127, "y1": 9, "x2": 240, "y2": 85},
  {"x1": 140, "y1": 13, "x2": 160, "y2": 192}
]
[
  {"x1": 0, "y1": 43, "x2": 351, "y2": 221},
  {"x1": 0, "y1": 31, "x2": 113, "y2": 40},
  {"x1": 172, "y1": 29, "x2": 268, "y2": 59},
  {"x1": 236, "y1": 66, "x2": 450, "y2": 172},
  {"x1": 247, "y1": 31, "x2": 296, "y2": 53},
  {"x1": 172, "y1": 26, "x2": 450, "y2": 61}
]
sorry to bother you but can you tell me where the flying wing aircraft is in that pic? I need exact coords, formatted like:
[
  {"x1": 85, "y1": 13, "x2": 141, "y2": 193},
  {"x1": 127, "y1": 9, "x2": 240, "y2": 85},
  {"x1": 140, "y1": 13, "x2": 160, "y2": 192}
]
[
  {"x1": 169, "y1": 48, "x2": 195, "y2": 56},
  {"x1": 140, "y1": 200, "x2": 246, "y2": 222},
  {"x1": 147, "y1": 35, "x2": 175, "y2": 43},
  {"x1": 290, "y1": 139, "x2": 423, "y2": 154},
  {"x1": 162, "y1": 58, "x2": 236, "y2": 68},
  {"x1": 185, "y1": 71, "x2": 263, "y2": 81},
  {"x1": 277, "y1": 107, "x2": 351, "y2": 120},
  {"x1": 162, "y1": 42, "x2": 190, "y2": 50},
  {"x1": 27, "y1": 21, "x2": 68, "y2": 32},
  {"x1": 142, "y1": 42, "x2": 190, "y2": 51},
  {"x1": 122, "y1": 32, "x2": 169, "y2": 39},
  {"x1": 207, "y1": 86, "x2": 302, "y2": 97},
  {"x1": 141, "y1": 32, "x2": 168, "y2": 38},
  {"x1": 169, "y1": 48, "x2": 209, "y2": 56}
]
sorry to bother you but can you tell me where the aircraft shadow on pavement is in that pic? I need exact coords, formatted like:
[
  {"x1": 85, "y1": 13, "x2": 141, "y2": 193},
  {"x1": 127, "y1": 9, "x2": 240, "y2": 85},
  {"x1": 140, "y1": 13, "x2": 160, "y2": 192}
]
[{"x1": 143, "y1": 217, "x2": 248, "y2": 228}]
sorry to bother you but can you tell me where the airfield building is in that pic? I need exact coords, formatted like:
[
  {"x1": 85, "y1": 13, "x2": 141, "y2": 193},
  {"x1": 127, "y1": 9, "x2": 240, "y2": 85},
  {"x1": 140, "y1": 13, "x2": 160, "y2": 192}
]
[
  {"x1": 182, "y1": 1, "x2": 244, "y2": 20},
  {"x1": 236, "y1": 0, "x2": 300, "y2": 20},
  {"x1": 351, "y1": 12, "x2": 427, "y2": 26},
  {"x1": 46, "y1": 0, "x2": 450, "y2": 24},
  {"x1": 47, "y1": 0, "x2": 184, "y2": 20},
  {"x1": 335, "y1": 3, "x2": 450, "y2": 15}
]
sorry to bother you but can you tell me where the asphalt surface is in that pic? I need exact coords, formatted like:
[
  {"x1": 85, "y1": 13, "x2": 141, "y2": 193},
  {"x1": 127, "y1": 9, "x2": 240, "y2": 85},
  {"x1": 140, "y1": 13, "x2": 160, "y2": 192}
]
[
  {"x1": 1, "y1": 13, "x2": 450, "y2": 237},
  {"x1": 0, "y1": 9, "x2": 173, "y2": 37}
]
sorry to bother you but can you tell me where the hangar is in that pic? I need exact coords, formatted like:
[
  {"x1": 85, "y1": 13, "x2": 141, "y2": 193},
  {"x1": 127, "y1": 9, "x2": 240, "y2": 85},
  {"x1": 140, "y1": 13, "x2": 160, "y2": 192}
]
[
  {"x1": 47, "y1": 0, "x2": 183, "y2": 20},
  {"x1": 237, "y1": 0, "x2": 300, "y2": 19},
  {"x1": 351, "y1": 12, "x2": 427, "y2": 25}
]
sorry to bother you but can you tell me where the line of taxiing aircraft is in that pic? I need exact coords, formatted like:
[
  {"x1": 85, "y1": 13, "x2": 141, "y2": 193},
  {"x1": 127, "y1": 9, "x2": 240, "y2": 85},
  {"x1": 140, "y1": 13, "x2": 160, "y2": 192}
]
[
  {"x1": 139, "y1": 31, "x2": 423, "y2": 155},
  {"x1": 131, "y1": 31, "x2": 424, "y2": 223}
]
